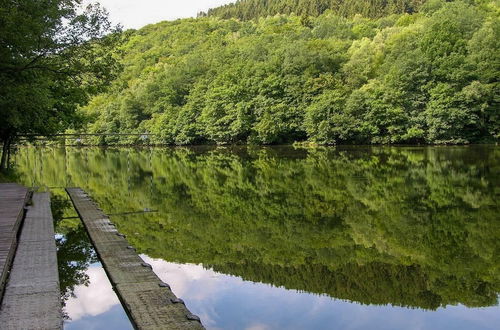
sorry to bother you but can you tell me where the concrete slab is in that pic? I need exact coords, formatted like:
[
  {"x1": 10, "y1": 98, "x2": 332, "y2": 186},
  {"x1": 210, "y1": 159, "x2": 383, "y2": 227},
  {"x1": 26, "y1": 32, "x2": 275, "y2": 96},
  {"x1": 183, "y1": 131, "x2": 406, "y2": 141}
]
[{"x1": 66, "y1": 187, "x2": 204, "y2": 330}]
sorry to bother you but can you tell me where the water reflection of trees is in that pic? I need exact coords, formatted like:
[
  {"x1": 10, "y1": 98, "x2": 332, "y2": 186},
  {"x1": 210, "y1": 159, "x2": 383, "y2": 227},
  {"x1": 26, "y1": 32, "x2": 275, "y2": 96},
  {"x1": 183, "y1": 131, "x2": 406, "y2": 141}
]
[
  {"x1": 23, "y1": 146, "x2": 500, "y2": 310},
  {"x1": 51, "y1": 195, "x2": 98, "y2": 318}
]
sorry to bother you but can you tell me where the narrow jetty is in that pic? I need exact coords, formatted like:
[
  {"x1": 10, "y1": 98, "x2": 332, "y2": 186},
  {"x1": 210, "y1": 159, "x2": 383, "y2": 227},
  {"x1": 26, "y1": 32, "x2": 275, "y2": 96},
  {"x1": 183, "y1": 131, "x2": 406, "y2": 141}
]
[
  {"x1": 0, "y1": 192, "x2": 62, "y2": 329},
  {"x1": 66, "y1": 188, "x2": 204, "y2": 330},
  {"x1": 0, "y1": 183, "x2": 29, "y2": 298}
]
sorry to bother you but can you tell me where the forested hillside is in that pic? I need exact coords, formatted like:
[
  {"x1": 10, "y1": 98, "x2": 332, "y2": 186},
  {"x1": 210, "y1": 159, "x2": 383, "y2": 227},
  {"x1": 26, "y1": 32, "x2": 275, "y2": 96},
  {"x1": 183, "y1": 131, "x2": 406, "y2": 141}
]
[
  {"x1": 82, "y1": 0, "x2": 499, "y2": 145},
  {"x1": 203, "y1": 0, "x2": 426, "y2": 20}
]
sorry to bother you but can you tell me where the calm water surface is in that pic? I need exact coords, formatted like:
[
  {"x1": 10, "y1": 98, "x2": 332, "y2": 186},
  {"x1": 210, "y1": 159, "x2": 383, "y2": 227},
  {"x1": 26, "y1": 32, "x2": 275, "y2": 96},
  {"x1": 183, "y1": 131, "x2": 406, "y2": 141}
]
[{"x1": 13, "y1": 146, "x2": 500, "y2": 330}]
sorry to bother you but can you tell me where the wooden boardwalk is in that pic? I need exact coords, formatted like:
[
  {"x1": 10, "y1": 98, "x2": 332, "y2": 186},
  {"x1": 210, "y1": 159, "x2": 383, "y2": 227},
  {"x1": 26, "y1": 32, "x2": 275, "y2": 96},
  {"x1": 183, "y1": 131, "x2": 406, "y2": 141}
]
[
  {"x1": 0, "y1": 183, "x2": 29, "y2": 299},
  {"x1": 0, "y1": 192, "x2": 62, "y2": 329},
  {"x1": 66, "y1": 188, "x2": 204, "y2": 330}
]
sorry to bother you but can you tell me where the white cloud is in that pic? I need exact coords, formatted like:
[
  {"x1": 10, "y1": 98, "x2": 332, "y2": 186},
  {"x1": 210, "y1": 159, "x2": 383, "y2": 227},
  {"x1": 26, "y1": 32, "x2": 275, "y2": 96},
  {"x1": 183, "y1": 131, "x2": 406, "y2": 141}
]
[
  {"x1": 90, "y1": 0, "x2": 236, "y2": 29},
  {"x1": 140, "y1": 255, "x2": 223, "y2": 300},
  {"x1": 65, "y1": 265, "x2": 121, "y2": 321},
  {"x1": 245, "y1": 324, "x2": 272, "y2": 330}
]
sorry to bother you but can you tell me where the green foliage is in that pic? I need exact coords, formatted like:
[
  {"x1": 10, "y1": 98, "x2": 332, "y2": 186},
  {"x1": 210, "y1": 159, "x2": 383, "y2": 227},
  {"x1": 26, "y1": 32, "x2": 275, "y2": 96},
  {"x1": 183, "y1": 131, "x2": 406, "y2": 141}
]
[
  {"x1": 81, "y1": 0, "x2": 499, "y2": 146},
  {"x1": 0, "y1": 0, "x2": 121, "y2": 169},
  {"x1": 13, "y1": 146, "x2": 500, "y2": 310}
]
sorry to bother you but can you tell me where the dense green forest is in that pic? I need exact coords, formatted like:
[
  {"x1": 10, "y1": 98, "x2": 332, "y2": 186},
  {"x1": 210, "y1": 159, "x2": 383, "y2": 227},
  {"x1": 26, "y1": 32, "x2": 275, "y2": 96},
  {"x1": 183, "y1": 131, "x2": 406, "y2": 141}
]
[
  {"x1": 80, "y1": 0, "x2": 499, "y2": 146},
  {"x1": 14, "y1": 146, "x2": 500, "y2": 309},
  {"x1": 203, "y1": 0, "x2": 427, "y2": 20}
]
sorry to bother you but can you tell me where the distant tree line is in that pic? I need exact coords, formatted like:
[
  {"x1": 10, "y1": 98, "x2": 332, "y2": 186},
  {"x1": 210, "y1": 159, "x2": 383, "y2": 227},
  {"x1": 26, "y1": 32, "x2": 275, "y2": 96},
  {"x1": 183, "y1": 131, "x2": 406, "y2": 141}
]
[{"x1": 202, "y1": 0, "x2": 427, "y2": 20}]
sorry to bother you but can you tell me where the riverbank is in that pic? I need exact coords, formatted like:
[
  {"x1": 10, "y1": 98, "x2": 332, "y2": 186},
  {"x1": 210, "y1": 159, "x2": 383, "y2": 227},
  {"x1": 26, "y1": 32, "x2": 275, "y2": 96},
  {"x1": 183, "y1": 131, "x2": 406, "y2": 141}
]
[{"x1": 10, "y1": 140, "x2": 500, "y2": 149}]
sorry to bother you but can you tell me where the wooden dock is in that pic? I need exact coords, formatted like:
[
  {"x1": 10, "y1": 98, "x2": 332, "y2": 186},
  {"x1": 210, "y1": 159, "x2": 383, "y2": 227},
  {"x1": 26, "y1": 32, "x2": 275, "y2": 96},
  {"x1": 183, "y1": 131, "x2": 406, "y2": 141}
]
[
  {"x1": 0, "y1": 183, "x2": 29, "y2": 299},
  {"x1": 66, "y1": 187, "x2": 204, "y2": 330},
  {"x1": 0, "y1": 192, "x2": 62, "y2": 329}
]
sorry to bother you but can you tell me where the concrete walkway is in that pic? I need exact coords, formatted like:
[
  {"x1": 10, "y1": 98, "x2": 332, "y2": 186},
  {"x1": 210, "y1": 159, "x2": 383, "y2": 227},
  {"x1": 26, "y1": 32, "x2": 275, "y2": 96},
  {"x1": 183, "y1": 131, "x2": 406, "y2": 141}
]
[
  {"x1": 0, "y1": 192, "x2": 62, "y2": 329},
  {"x1": 0, "y1": 183, "x2": 29, "y2": 299},
  {"x1": 67, "y1": 187, "x2": 204, "y2": 330}
]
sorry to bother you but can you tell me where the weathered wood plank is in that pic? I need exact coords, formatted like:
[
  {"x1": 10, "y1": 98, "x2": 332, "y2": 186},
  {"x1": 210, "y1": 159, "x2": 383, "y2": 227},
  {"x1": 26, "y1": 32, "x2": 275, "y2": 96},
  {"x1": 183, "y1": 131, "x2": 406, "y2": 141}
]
[
  {"x1": 66, "y1": 187, "x2": 204, "y2": 330},
  {"x1": 0, "y1": 183, "x2": 29, "y2": 300},
  {"x1": 0, "y1": 192, "x2": 62, "y2": 330}
]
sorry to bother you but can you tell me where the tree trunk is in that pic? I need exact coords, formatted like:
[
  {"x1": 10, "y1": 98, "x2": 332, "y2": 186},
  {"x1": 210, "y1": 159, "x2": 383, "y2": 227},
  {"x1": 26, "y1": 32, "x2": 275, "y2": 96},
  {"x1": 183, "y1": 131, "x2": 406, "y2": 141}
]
[
  {"x1": 0, "y1": 136, "x2": 11, "y2": 171},
  {"x1": 6, "y1": 140, "x2": 12, "y2": 169},
  {"x1": 0, "y1": 143, "x2": 8, "y2": 171}
]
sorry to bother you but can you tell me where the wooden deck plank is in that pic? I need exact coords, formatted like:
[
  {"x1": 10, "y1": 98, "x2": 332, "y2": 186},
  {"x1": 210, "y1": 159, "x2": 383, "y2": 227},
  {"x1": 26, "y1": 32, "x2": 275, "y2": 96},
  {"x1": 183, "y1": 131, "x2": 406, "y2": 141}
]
[
  {"x1": 0, "y1": 192, "x2": 62, "y2": 330},
  {"x1": 0, "y1": 183, "x2": 29, "y2": 300},
  {"x1": 66, "y1": 187, "x2": 204, "y2": 330}
]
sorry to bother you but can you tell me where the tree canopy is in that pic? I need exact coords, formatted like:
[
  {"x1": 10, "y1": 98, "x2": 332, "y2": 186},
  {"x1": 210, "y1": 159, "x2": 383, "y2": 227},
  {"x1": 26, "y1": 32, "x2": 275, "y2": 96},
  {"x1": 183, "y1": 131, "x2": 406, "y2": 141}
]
[{"x1": 0, "y1": 0, "x2": 121, "y2": 170}]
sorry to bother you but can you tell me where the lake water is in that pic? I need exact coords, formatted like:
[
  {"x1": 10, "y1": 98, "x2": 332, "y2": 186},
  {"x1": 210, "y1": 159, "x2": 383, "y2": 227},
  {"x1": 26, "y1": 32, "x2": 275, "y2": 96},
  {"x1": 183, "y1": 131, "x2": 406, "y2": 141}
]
[{"x1": 12, "y1": 145, "x2": 500, "y2": 330}]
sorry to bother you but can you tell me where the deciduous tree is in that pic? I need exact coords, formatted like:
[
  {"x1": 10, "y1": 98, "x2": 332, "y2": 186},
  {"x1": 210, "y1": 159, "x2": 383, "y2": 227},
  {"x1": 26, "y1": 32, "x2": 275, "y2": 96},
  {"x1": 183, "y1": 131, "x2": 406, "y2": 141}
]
[{"x1": 0, "y1": 0, "x2": 121, "y2": 170}]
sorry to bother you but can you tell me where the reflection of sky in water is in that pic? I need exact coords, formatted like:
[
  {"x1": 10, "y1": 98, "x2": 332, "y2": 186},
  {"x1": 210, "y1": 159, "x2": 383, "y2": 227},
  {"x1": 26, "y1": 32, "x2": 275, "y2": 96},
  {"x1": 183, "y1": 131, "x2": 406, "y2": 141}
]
[
  {"x1": 63, "y1": 263, "x2": 133, "y2": 330},
  {"x1": 142, "y1": 255, "x2": 500, "y2": 330}
]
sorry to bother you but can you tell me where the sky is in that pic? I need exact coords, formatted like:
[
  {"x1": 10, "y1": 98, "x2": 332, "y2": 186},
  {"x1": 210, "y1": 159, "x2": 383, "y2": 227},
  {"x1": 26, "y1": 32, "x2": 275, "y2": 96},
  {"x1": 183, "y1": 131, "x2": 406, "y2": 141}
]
[{"x1": 92, "y1": 0, "x2": 236, "y2": 29}]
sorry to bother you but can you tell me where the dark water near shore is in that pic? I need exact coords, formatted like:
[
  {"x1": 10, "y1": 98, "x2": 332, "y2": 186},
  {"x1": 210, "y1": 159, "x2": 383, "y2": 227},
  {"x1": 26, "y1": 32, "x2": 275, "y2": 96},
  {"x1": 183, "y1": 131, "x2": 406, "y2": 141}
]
[{"x1": 13, "y1": 145, "x2": 500, "y2": 329}]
